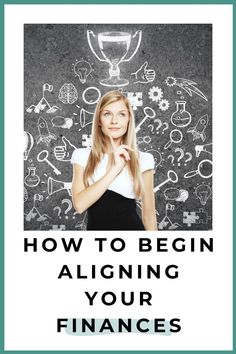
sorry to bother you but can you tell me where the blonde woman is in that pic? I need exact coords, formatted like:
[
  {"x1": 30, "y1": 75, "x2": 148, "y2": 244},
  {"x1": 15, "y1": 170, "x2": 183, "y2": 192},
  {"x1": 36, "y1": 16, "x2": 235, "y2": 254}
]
[{"x1": 71, "y1": 90, "x2": 157, "y2": 230}]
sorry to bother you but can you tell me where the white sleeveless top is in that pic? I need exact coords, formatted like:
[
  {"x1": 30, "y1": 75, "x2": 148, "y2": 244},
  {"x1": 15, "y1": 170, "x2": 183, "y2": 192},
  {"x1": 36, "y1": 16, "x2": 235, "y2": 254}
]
[{"x1": 71, "y1": 148, "x2": 154, "y2": 199}]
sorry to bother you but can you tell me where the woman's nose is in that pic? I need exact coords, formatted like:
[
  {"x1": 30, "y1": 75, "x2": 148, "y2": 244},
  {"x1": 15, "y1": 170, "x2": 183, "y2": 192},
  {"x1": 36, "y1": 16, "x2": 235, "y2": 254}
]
[{"x1": 111, "y1": 114, "x2": 118, "y2": 123}]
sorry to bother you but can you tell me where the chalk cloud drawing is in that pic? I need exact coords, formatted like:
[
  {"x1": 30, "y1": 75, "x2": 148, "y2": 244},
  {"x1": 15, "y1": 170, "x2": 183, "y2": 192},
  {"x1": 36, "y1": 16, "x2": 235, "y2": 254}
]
[
  {"x1": 54, "y1": 136, "x2": 76, "y2": 161},
  {"x1": 36, "y1": 117, "x2": 57, "y2": 146},
  {"x1": 164, "y1": 188, "x2": 189, "y2": 202},
  {"x1": 23, "y1": 131, "x2": 34, "y2": 160},
  {"x1": 194, "y1": 182, "x2": 212, "y2": 205},
  {"x1": 187, "y1": 114, "x2": 209, "y2": 142},
  {"x1": 131, "y1": 61, "x2": 155, "y2": 84},
  {"x1": 165, "y1": 76, "x2": 208, "y2": 101},
  {"x1": 87, "y1": 30, "x2": 142, "y2": 87},
  {"x1": 58, "y1": 83, "x2": 78, "y2": 104},
  {"x1": 73, "y1": 59, "x2": 93, "y2": 84},
  {"x1": 24, "y1": 166, "x2": 40, "y2": 187},
  {"x1": 171, "y1": 101, "x2": 191, "y2": 127},
  {"x1": 26, "y1": 83, "x2": 60, "y2": 114},
  {"x1": 51, "y1": 116, "x2": 73, "y2": 129}
]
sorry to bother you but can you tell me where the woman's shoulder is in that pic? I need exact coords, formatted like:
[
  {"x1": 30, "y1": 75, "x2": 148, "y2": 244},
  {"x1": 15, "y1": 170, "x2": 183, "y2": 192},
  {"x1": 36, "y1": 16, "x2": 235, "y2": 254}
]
[
  {"x1": 138, "y1": 150, "x2": 155, "y2": 172},
  {"x1": 71, "y1": 147, "x2": 91, "y2": 167}
]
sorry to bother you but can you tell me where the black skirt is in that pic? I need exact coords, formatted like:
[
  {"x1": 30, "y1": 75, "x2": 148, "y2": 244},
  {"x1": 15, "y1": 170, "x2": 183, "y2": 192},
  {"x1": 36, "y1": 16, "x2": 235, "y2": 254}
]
[{"x1": 87, "y1": 190, "x2": 145, "y2": 231}]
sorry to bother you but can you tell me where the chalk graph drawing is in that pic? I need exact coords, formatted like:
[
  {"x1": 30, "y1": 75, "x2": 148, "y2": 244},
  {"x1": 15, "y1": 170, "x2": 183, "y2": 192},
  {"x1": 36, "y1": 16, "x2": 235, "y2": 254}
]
[
  {"x1": 72, "y1": 59, "x2": 93, "y2": 84},
  {"x1": 24, "y1": 24, "x2": 212, "y2": 231},
  {"x1": 87, "y1": 30, "x2": 142, "y2": 87},
  {"x1": 26, "y1": 83, "x2": 61, "y2": 114}
]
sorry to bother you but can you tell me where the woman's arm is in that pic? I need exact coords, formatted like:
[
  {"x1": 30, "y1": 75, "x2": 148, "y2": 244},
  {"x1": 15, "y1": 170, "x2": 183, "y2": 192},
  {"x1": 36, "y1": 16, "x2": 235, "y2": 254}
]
[{"x1": 141, "y1": 169, "x2": 157, "y2": 230}]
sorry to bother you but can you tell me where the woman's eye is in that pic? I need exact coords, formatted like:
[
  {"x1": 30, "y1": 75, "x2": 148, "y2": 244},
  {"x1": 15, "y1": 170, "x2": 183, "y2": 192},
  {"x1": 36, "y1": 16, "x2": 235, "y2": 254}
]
[
  {"x1": 119, "y1": 112, "x2": 126, "y2": 117},
  {"x1": 104, "y1": 112, "x2": 111, "y2": 117}
]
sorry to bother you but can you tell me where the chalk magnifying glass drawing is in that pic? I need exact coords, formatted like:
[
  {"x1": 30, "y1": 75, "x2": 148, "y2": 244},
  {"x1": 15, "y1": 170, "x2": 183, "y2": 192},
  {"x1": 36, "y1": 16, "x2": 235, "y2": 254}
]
[
  {"x1": 164, "y1": 129, "x2": 183, "y2": 149},
  {"x1": 184, "y1": 159, "x2": 212, "y2": 179},
  {"x1": 37, "y1": 150, "x2": 61, "y2": 175}
]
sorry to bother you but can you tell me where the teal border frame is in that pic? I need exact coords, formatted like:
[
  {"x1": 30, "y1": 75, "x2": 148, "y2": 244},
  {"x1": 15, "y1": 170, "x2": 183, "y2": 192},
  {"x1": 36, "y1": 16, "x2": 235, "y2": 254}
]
[{"x1": 1, "y1": 0, "x2": 234, "y2": 353}]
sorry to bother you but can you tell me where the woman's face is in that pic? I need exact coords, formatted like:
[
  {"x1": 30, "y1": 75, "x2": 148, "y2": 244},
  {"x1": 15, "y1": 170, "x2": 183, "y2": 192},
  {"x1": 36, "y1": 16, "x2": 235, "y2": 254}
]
[{"x1": 99, "y1": 99, "x2": 130, "y2": 142}]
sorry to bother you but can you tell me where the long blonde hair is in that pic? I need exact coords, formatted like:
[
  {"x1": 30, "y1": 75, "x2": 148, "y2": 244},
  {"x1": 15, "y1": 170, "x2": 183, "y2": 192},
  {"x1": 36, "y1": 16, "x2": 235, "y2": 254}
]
[{"x1": 83, "y1": 90, "x2": 143, "y2": 199}]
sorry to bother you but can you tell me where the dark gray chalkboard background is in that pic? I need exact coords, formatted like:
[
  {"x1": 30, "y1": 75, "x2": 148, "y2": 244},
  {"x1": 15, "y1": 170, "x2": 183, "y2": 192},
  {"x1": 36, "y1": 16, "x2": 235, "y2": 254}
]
[{"x1": 24, "y1": 24, "x2": 212, "y2": 231}]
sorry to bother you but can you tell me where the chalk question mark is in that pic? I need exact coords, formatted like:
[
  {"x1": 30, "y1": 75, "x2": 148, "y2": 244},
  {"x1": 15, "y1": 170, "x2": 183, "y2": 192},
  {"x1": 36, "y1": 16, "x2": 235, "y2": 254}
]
[
  {"x1": 62, "y1": 199, "x2": 72, "y2": 219},
  {"x1": 184, "y1": 152, "x2": 193, "y2": 166},
  {"x1": 175, "y1": 148, "x2": 184, "y2": 166},
  {"x1": 154, "y1": 119, "x2": 162, "y2": 134},
  {"x1": 53, "y1": 206, "x2": 62, "y2": 219},
  {"x1": 161, "y1": 122, "x2": 169, "y2": 134},
  {"x1": 148, "y1": 124, "x2": 154, "y2": 133},
  {"x1": 167, "y1": 155, "x2": 175, "y2": 165}
]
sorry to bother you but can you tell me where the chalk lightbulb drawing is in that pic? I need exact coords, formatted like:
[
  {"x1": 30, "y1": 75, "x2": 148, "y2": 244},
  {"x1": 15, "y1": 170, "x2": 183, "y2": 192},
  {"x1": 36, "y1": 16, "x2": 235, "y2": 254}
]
[
  {"x1": 73, "y1": 59, "x2": 93, "y2": 84},
  {"x1": 195, "y1": 184, "x2": 212, "y2": 205}
]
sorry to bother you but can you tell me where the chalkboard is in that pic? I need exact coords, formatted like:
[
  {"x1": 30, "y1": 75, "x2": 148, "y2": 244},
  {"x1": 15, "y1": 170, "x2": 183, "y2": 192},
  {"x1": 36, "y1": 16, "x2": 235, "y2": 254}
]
[{"x1": 24, "y1": 24, "x2": 212, "y2": 231}]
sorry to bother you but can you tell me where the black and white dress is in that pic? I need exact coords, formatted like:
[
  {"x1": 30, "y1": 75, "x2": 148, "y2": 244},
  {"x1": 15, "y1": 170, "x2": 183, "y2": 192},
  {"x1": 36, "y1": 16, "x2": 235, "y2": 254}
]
[{"x1": 71, "y1": 148, "x2": 154, "y2": 231}]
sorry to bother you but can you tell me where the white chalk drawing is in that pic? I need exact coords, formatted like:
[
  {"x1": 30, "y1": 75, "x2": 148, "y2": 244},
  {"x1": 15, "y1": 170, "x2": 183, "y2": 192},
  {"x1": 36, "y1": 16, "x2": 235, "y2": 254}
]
[
  {"x1": 24, "y1": 187, "x2": 28, "y2": 202},
  {"x1": 158, "y1": 99, "x2": 170, "y2": 112},
  {"x1": 146, "y1": 149, "x2": 163, "y2": 171},
  {"x1": 54, "y1": 136, "x2": 76, "y2": 161},
  {"x1": 51, "y1": 116, "x2": 73, "y2": 129},
  {"x1": 40, "y1": 221, "x2": 66, "y2": 231},
  {"x1": 187, "y1": 114, "x2": 209, "y2": 142},
  {"x1": 171, "y1": 101, "x2": 191, "y2": 127},
  {"x1": 26, "y1": 83, "x2": 60, "y2": 114},
  {"x1": 195, "y1": 142, "x2": 212, "y2": 157},
  {"x1": 164, "y1": 188, "x2": 189, "y2": 202},
  {"x1": 137, "y1": 135, "x2": 151, "y2": 145},
  {"x1": 167, "y1": 154, "x2": 175, "y2": 165},
  {"x1": 24, "y1": 166, "x2": 40, "y2": 187},
  {"x1": 183, "y1": 208, "x2": 211, "y2": 227},
  {"x1": 36, "y1": 117, "x2": 57, "y2": 146},
  {"x1": 82, "y1": 134, "x2": 92, "y2": 147},
  {"x1": 164, "y1": 129, "x2": 183, "y2": 149},
  {"x1": 87, "y1": 30, "x2": 142, "y2": 87},
  {"x1": 131, "y1": 61, "x2": 155, "y2": 84},
  {"x1": 23, "y1": 131, "x2": 34, "y2": 160},
  {"x1": 127, "y1": 92, "x2": 143, "y2": 110},
  {"x1": 53, "y1": 206, "x2": 62, "y2": 219},
  {"x1": 37, "y1": 150, "x2": 61, "y2": 175},
  {"x1": 58, "y1": 83, "x2": 78, "y2": 104},
  {"x1": 184, "y1": 159, "x2": 212, "y2": 179},
  {"x1": 148, "y1": 86, "x2": 163, "y2": 102},
  {"x1": 62, "y1": 199, "x2": 73, "y2": 219},
  {"x1": 78, "y1": 106, "x2": 94, "y2": 128},
  {"x1": 165, "y1": 76, "x2": 208, "y2": 101},
  {"x1": 184, "y1": 152, "x2": 193, "y2": 165},
  {"x1": 25, "y1": 194, "x2": 51, "y2": 222},
  {"x1": 73, "y1": 59, "x2": 93, "y2": 84},
  {"x1": 82, "y1": 87, "x2": 101, "y2": 105},
  {"x1": 174, "y1": 148, "x2": 192, "y2": 166},
  {"x1": 75, "y1": 212, "x2": 87, "y2": 230},
  {"x1": 154, "y1": 170, "x2": 178, "y2": 192},
  {"x1": 174, "y1": 148, "x2": 184, "y2": 166},
  {"x1": 47, "y1": 177, "x2": 72, "y2": 196},
  {"x1": 158, "y1": 203, "x2": 181, "y2": 230},
  {"x1": 135, "y1": 107, "x2": 156, "y2": 133},
  {"x1": 194, "y1": 182, "x2": 212, "y2": 205}
]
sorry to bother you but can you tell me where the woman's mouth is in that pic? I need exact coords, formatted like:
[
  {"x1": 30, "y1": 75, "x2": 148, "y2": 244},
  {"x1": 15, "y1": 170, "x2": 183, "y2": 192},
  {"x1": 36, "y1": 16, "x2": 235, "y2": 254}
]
[{"x1": 109, "y1": 128, "x2": 120, "y2": 131}]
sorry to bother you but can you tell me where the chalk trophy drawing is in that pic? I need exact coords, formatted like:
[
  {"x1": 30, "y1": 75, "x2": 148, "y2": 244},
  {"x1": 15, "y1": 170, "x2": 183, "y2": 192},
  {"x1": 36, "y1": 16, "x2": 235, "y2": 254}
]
[
  {"x1": 36, "y1": 117, "x2": 57, "y2": 146},
  {"x1": 164, "y1": 129, "x2": 183, "y2": 150},
  {"x1": 87, "y1": 30, "x2": 142, "y2": 87},
  {"x1": 51, "y1": 116, "x2": 73, "y2": 129},
  {"x1": 54, "y1": 136, "x2": 76, "y2": 161},
  {"x1": 25, "y1": 194, "x2": 51, "y2": 222},
  {"x1": 26, "y1": 83, "x2": 61, "y2": 114},
  {"x1": 187, "y1": 114, "x2": 209, "y2": 142},
  {"x1": 73, "y1": 59, "x2": 93, "y2": 84},
  {"x1": 135, "y1": 107, "x2": 156, "y2": 133},
  {"x1": 154, "y1": 170, "x2": 178, "y2": 192},
  {"x1": 158, "y1": 203, "x2": 181, "y2": 230},
  {"x1": 58, "y1": 83, "x2": 78, "y2": 104},
  {"x1": 47, "y1": 177, "x2": 72, "y2": 196},
  {"x1": 24, "y1": 166, "x2": 40, "y2": 187},
  {"x1": 194, "y1": 183, "x2": 212, "y2": 205},
  {"x1": 23, "y1": 131, "x2": 34, "y2": 160},
  {"x1": 165, "y1": 76, "x2": 208, "y2": 101},
  {"x1": 183, "y1": 209, "x2": 211, "y2": 227},
  {"x1": 37, "y1": 150, "x2": 61, "y2": 175},
  {"x1": 184, "y1": 159, "x2": 212, "y2": 179},
  {"x1": 171, "y1": 101, "x2": 191, "y2": 127},
  {"x1": 131, "y1": 61, "x2": 155, "y2": 84},
  {"x1": 195, "y1": 142, "x2": 212, "y2": 157},
  {"x1": 164, "y1": 188, "x2": 189, "y2": 202}
]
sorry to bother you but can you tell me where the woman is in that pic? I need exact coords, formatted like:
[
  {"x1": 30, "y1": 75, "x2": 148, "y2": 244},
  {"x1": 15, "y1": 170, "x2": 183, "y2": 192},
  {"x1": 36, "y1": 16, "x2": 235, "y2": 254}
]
[{"x1": 71, "y1": 90, "x2": 157, "y2": 230}]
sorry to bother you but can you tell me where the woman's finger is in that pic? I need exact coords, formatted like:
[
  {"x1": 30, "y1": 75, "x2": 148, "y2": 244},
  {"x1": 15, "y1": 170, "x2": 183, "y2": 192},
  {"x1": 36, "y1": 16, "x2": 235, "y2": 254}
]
[
  {"x1": 108, "y1": 135, "x2": 116, "y2": 150},
  {"x1": 120, "y1": 144, "x2": 134, "y2": 152},
  {"x1": 119, "y1": 149, "x2": 130, "y2": 161}
]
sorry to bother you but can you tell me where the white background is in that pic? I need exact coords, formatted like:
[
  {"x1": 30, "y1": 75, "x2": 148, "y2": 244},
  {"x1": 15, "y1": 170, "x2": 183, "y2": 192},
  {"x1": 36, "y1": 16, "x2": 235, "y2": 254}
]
[{"x1": 5, "y1": 4, "x2": 233, "y2": 351}]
